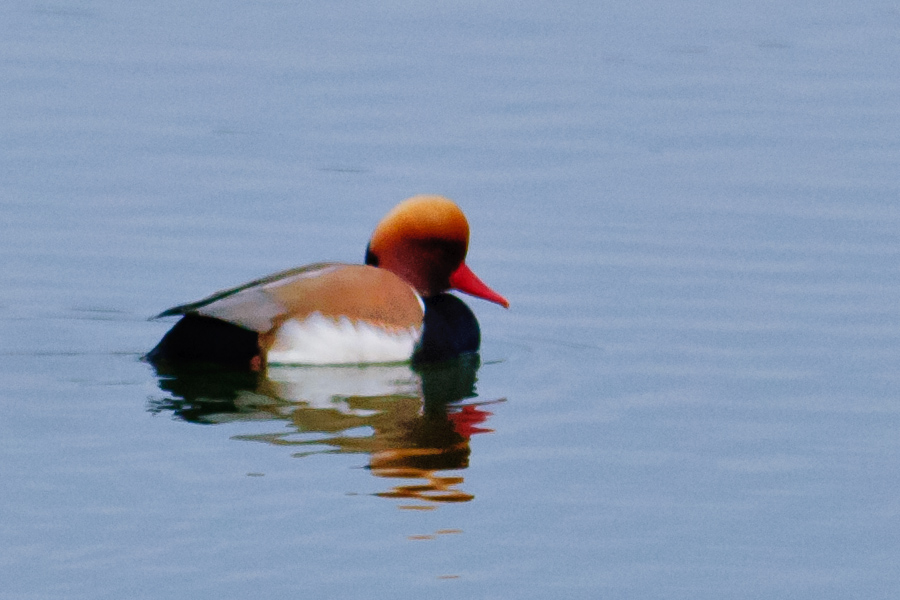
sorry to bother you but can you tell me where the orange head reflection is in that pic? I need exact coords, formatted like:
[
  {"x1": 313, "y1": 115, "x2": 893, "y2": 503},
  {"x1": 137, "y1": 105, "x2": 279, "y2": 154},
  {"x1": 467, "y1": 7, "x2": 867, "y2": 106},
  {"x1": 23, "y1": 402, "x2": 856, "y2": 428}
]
[{"x1": 149, "y1": 354, "x2": 502, "y2": 508}]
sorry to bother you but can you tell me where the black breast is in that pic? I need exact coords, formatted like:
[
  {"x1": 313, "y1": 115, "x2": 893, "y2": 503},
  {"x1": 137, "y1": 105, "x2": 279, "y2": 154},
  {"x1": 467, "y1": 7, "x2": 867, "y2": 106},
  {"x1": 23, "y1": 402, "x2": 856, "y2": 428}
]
[{"x1": 413, "y1": 293, "x2": 481, "y2": 363}]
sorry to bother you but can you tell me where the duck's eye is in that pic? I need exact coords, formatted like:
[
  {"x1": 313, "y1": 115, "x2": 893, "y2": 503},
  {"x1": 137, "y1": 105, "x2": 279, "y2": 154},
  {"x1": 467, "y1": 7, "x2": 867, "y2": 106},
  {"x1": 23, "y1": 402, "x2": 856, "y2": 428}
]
[{"x1": 364, "y1": 245, "x2": 379, "y2": 266}]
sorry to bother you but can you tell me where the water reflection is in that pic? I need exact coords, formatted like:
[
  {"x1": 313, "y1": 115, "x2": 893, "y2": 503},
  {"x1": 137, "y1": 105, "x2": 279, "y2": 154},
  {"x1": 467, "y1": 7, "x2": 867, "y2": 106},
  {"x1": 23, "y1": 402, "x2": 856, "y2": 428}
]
[{"x1": 148, "y1": 355, "x2": 500, "y2": 507}]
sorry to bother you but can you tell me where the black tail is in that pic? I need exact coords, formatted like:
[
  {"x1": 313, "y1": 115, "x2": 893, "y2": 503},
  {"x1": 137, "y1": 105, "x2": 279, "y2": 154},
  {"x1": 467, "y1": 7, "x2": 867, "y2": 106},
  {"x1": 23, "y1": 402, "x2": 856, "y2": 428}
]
[{"x1": 145, "y1": 314, "x2": 261, "y2": 369}]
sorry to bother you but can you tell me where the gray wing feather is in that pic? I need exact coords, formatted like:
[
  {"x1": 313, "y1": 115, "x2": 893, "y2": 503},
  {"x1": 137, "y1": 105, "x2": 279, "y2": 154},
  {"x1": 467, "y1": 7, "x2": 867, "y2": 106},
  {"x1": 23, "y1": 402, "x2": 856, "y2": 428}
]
[{"x1": 152, "y1": 262, "x2": 342, "y2": 326}]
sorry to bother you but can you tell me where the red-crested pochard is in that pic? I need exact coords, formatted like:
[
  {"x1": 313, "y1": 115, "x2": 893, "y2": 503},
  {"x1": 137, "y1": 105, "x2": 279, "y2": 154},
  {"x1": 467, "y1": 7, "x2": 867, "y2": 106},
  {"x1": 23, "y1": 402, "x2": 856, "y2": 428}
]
[{"x1": 146, "y1": 195, "x2": 508, "y2": 369}]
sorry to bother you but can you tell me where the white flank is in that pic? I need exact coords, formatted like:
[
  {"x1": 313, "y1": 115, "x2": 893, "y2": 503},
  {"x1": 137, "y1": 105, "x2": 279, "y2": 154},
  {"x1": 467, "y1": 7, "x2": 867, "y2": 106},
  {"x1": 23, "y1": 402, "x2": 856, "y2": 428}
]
[{"x1": 267, "y1": 313, "x2": 422, "y2": 365}]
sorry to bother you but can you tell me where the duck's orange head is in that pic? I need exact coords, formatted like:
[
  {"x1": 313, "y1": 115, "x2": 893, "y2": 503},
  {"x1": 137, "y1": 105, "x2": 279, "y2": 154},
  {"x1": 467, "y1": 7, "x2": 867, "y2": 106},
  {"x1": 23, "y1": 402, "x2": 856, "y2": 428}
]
[{"x1": 365, "y1": 195, "x2": 509, "y2": 308}]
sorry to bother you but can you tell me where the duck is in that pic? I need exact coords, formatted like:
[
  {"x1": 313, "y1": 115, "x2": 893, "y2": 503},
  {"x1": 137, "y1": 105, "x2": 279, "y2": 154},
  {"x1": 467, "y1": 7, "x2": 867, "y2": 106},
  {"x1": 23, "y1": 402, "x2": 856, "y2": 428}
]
[{"x1": 145, "y1": 195, "x2": 508, "y2": 369}]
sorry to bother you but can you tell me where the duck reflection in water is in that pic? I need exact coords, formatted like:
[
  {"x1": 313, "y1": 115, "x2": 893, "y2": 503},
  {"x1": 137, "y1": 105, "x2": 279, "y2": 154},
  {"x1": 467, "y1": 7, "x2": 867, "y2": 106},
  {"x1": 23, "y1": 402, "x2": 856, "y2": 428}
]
[{"x1": 148, "y1": 354, "x2": 500, "y2": 506}]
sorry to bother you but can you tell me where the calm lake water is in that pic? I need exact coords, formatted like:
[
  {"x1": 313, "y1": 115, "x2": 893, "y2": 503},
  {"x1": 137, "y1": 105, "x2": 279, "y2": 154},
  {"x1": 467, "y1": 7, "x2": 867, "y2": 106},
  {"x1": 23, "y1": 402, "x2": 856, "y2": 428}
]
[{"x1": 2, "y1": 1, "x2": 900, "y2": 598}]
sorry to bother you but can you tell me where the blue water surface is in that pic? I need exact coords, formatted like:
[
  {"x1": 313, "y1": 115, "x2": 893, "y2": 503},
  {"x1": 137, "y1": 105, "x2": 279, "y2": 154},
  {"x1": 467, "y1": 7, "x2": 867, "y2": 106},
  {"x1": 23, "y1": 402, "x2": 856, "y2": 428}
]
[{"x1": 2, "y1": 1, "x2": 899, "y2": 598}]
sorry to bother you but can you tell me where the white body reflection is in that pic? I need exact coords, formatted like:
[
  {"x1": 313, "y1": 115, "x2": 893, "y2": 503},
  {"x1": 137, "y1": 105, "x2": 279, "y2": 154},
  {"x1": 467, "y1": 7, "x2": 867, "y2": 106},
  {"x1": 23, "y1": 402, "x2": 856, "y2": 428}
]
[
  {"x1": 265, "y1": 363, "x2": 422, "y2": 415},
  {"x1": 150, "y1": 356, "x2": 502, "y2": 508}
]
